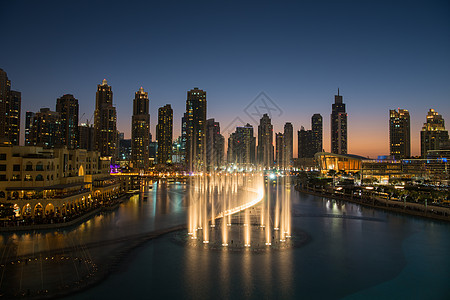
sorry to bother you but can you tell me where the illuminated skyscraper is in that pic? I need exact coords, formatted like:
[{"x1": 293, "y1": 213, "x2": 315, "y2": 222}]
[
  {"x1": 157, "y1": 104, "x2": 173, "y2": 165},
  {"x1": 331, "y1": 89, "x2": 347, "y2": 154},
  {"x1": 298, "y1": 126, "x2": 314, "y2": 158},
  {"x1": 275, "y1": 132, "x2": 284, "y2": 167},
  {"x1": 25, "y1": 111, "x2": 35, "y2": 146},
  {"x1": 0, "y1": 68, "x2": 21, "y2": 145},
  {"x1": 311, "y1": 113, "x2": 323, "y2": 153},
  {"x1": 56, "y1": 94, "x2": 79, "y2": 149},
  {"x1": 94, "y1": 79, "x2": 117, "y2": 161},
  {"x1": 185, "y1": 88, "x2": 206, "y2": 171},
  {"x1": 206, "y1": 118, "x2": 224, "y2": 168},
  {"x1": 283, "y1": 122, "x2": 293, "y2": 167},
  {"x1": 79, "y1": 122, "x2": 95, "y2": 151},
  {"x1": 420, "y1": 109, "x2": 449, "y2": 157},
  {"x1": 257, "y1": 113, "x2": 274, "y2": 168},
  {"x1": 131, "y1": 87, "x2": 150, "y2": 170},
  {"x1": 389, "y1": 109, "x2": 410, "y2": 159}
]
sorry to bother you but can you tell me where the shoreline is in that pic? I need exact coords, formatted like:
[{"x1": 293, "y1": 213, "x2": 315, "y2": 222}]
[
  {"x1": 0, "y1": 194, "x2": 133, "y2": 233},
  {"x1": 295, "y1": 185, "x2": 450, "y2": 223}
]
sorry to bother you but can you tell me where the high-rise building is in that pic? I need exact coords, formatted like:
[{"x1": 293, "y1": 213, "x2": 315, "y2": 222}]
[
  {"x1": 29, "y1": 108, "x2": 62, "y2": 148},
  {"x1": 331, "y1": 89, "x2": 347, "y2": 154},
  {"x1": 185, "y1": 88, "x2": 207, "y2": 171},
  {"x1": 227, "y1": 124, "x2": 256, "y2": 165},
  {"x1": 94, "y1": 79, "x2": 117, "y2": 161},
  {"x1": 311, "y1": 113, "x2": 323, "y2": 153},
  {"x1": 298, "y1": 126, "x2": 314, "y2": 158},
  {"x1": 156, "y1": 104, "x2": 173, "y2": 165},
  {"x1": 420, "y1": 109, "x2": 449, "y2": 157},
  {"x1": 131, "y1": 87, "x2": 150, "y2": 170},
  {"x1": 389, "y1": 109, "x2": 410, "y2": 159},
  {"x1": 79, "y1": 122, "x2": 95, "y2": 151},
  {"x1": 206, "y1": 118, "x2": 224, "y2": 168},
  {"x1": 0, "y1": 69, "x2": 21, "y2": 145},
  {"x1": 257, "y1": 113, "x2": 274, "y2": 168},
  {"x1": 283, "y1": 122, "x2": 293, "y2": 167},
  {"x1": 180, "y1": 113, "x2": 187, "y2": 164},
  {"x1": 56, "y1": 94, "x2": 79, "y2": 149},
  {"x1": 275, "y1": 132, "x2": 284, "y2": 167},
  {"x1": 25, "y1": 111, "x2": 35, "y2": 146}
]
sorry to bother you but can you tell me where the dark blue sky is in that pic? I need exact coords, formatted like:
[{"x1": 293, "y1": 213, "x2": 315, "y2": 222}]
[{"x1": 1, "y1": 0, "x2": 449, "y2": 157}]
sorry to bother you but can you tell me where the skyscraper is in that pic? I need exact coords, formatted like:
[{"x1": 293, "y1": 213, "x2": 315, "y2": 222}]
[
  {"x1": 311, "y1": 113, "x2": 323, "y2": 154},
  {"x1": 206, "y1": 118, "x2": 224, "y2": 168},
  {"x1": 298, "y1": 126, "x2": 314, "y2": 158},
  {"x1": 420, "y1": 109, "x2": 449, "y2": 157},
  {"x1": 79, "y1": 122, "x2": 95, "y2": 151},
  {"x1": 94, "y1": 79, "x2": 117, "y2": 161},
  {"x1": 29, "y1": 108, "x2": 62, "y2": 148},
  {"x1": 25, "y1": 111, "x2": 35, "y2": 146},
  {"x1": 227, "y1": 124, "x2": 256, "y2": 165},
  {"x1": 0, "y1": 68, "x2": 21, "y2": 145},
  {"x1": 131, "y1": 87, "x2": 150, "y2": 170},
  {"x1": 283, "y1": 122, "x2": 293, "y2": 167},
  {"x1": 331, "y1": 89, "x2": 347, "y2": 154},
  {"x1": 389, "y1": 109, "x2": 410, "y2": 159},
  {"x1": 56, "y1": 94, "x2": 79, "y2": 149},
  {"x1": 257, "y1": 113, "x2": 274, "y2": 168},
  {"x1": 156, "y1": 104, "x2": 173, "y2": 165},
  {"x1": 185, "y1": 88, "x2": 207, "y2": 171},
  {"x1": 275, "y1": 132, "x2": 284, "y2": 167}
]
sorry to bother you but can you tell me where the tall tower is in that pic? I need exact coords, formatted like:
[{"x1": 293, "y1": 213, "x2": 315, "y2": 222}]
[
  {"x1": 298, "y1": 126, "x2": 314, "y2": 158},
  {"x1": 185, "y1": 88, "x2": 207, "y2": 171},
  {"x1": 29, "y1": 108, "x2": 62, "y2": 148},
  {"x1": 275, "y1": 132, "x2": 284, "y2": 167},
  {"x1": 131, "y1": 87, "x2": 150, "y2": 170},
  {"x1": 420, "y1": 109, "x2": 449, "y2": 157},
  {"x1": 56, "y1": 94, "x2": 79, "y2": 149},
  {"x1": 311, "y1": 113, "x2": 323, "y2": 153},
  {"x1": 228, "y1": 124, "x2": 256, "y2": 165},
  {"x1": 331, "y1": 89, "x2": 347, "y2": 154},
  {"x1": 25, "y1": 111, "x2": 35, "y2": 146},
  {"x1": 257, "y1": 113, "x2": 274, "y2": 168},
  {"x1": 156, "y1": 104, "x2": 173, "y2": 165},
  {"x1": 283, "y1": 122, "x2": 293, "y2": 168},
  {"x1": 94, "y1": 79, "x2": 117, "y2": 161},
  {"x1": 0, "y1": 68, "x2": 21, "y2": 145},
  {"x1": 389, "y1": 109, "x2": 410, "y2": 159},
  {"x1": 205, "y1": 118, "x2": 224, "y2": 168}
]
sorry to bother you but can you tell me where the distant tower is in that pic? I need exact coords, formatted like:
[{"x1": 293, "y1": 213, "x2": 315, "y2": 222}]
[
  {"x1": 0, "y1": 68, "x2": 21, "y2": 145},
  {"x1": 389, "y1": 109, "x2": 410, "y2": 159},
  {"x1": 94, "y1": 79, "x2": 117, "y2": 161},
  {"x1": 311, "y1": 113, "x2": 323, "y2": 153},
  {"x1": 185, "y1": 88, "x2": 207, "y2": 171},
  {"x1": 275, "y1": 132, "x2": 284, "y2": 167},
  {"x1": 205, "y1": 118, "x2": 224, "y2": 168},
  {"x1": 228, "y1": 124, "x2": 256, "y2": 165},
  {"x1": 257, "y1": 113, "x2": 274, "y2": 168},
  {"x1": 56, "y1": 94, "x2": 79, "y2": 149},
  {"x1": 331, "y1": 89, "x2": 347, "y2": 154},
  {"x1": 79, "y1": 121, "x2": 95, "y2": 151},
  {"x1": 283, "y1": 122, "x2": 293, "y2": 168},
  {"x1": 420, "y1": 109, "x2": 449, "y2": 157},
  {"x1": 298, "y1": 126, "x2": 314, "y2": 158},
  {"x1": 25, "y1": 111, "x2": 35, "y2": 146},
  {"x1": 157, "y1": 104, "x2": 173, "y2": 165},
  {"x1": 131, "y1": 87, "x2": 150, "y2": 170}
]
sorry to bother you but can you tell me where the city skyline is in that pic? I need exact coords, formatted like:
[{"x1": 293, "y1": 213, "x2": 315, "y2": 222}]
[{"x1": 1, "y1": 0, "x2": 449, "y2": 158}]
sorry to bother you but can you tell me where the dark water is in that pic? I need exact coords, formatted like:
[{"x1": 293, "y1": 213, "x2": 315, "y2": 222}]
[
  {"x1": 68, "y1": 183, "x2": 450, "y2": 299},
  {"x1": 2, "y1": 181, "x2": 450, "y2": 299}
]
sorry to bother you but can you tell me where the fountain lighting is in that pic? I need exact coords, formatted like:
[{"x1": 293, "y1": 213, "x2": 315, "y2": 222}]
[
  {"x1": 265, "y1": 242, "x2": 271, "y2": 246},
  {"x1": 222, "y1": 243, "x2": 228, "y2": 247},
  {"x1": 203, "y1": 240, "x2": 209, "y2": 244}
]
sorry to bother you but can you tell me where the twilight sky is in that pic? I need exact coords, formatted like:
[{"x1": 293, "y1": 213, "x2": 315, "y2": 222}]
[{"x1": 1, "y1": 0, "x2": 449, "y2": 158}]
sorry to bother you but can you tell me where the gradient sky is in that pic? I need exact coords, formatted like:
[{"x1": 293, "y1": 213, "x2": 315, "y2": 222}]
[{"x1": 1, "y1": 0, "x2": 449, "y2": 158}]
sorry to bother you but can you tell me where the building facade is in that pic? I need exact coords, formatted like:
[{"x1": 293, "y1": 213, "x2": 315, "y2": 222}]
[
  {"x1": 227, "y1": 124, "x2": 256, "y2": 165},
  {"x1": 131, "y1": 87, "x2": 150, "y2": 170},
  {"x1": 275, "y1": 132, "x2": 284, "y2": 167},
  {"x1": 283, "y1": 122, "x2": 293, "y2": 168},
  {"x1": 156, "y1": 104, "x2": 173, "y2": 165},
  {"x1": 29, "y1": 108, "x2": 62, "y2": 148},
  {"x1": 331, "y1": 89, "x2": 347, "y2": 154},
  {"x1": 389, "y1": 108, "x2": 410, "y2": 159},
  {"x1": 205, "y1": 118, "x2": 224, "y2": 168},
  {"x1": 311, "y1": 113, "x2": 323, "y2": 154}
]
